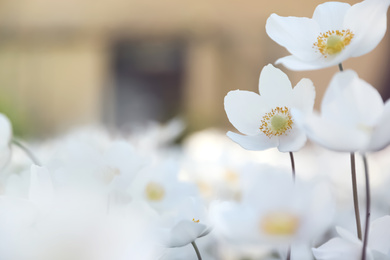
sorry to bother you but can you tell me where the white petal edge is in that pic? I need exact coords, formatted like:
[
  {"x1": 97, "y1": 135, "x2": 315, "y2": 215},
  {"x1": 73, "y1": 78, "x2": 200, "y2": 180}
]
[
  {"x1": 266, "y1": 14, "x2": 321, "y2": 61},
  {"x1": 224, "y1": 90, "x2": 266, "y2": 136},
  {"x1": 322, "y1": 70, "x2": 384, "y2": 127},
  {"x1": 258, "y1": 64, "x2": 292, "y2": 98},
  {"x1": 291, "y1": 78, "x2": 315, "y2": 115},
  {"x1": 312, "y1": 237, "x2": 362, "y2": 260},
  {"x1": 367, "y1": 100, "x2": 390, "y2": 151},
  {"x1": 297, "y1": 112, "x2": 369, "y2": 152},
  {"x1": 344, "y1": 0, "x2": 390, "y2": 57},
  {"x1": 168, "y1": 220, "x2": 207, "y2": 247},
  {"x1": 227, "y1": 131, "x2": 278, "y2": 151},
  {"x1": 312, "y1": 2, "x2": 351, "y2": 31},
  {"x1": 368, "y1": 215, "x2": 390, "y2": 255},
  {"x1": 277, "y1": 126, "x2": 307, "y2": 152}
]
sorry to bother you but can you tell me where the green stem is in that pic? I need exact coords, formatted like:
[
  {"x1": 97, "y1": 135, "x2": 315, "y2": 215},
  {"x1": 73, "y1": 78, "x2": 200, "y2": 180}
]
[
  {"x1": 191, "y1": 241, "x2": 202, "y2": 260},
  {"x1": 350, "y1": 152, "x2": 362, "y2": 240},
  {"x1": 361, "y1": 154, "x2": 370, "y2": 260},
  {"x1": 11, "y1": 139, "x2": 41, "y2": 166}
]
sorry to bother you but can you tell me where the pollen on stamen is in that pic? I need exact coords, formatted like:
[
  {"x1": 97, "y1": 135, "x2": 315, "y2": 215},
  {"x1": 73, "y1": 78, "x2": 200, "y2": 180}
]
[
  {"x1": 313, "y1": 29, "x2": 354, "y2": 57},
  {"x1": 259, "y1": 106, "x2": 293, "y2": 138}
]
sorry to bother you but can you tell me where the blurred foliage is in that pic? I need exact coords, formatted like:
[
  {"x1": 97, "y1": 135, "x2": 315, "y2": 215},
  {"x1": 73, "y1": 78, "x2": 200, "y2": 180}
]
[{"x1": 0, "y1": 92, "x2": 34, "y2": 138}]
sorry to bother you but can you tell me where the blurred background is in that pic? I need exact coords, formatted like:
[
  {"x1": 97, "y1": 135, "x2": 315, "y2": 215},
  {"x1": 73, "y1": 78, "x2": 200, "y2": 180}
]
[{"x1": 0, "y1": 0, "x2": 389, "y2": 138}]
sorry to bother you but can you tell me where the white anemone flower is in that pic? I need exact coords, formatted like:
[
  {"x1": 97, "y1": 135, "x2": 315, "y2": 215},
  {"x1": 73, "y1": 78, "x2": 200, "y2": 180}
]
[
  {"x1": 313, "y1": 216, "x2": 390, "y2": 260},
  {"x1": 224, "y1": 64, "x2": 315, "y2": 152},
  {"x1": 266, "y1": 0, "x2": 390, "y2": 71},
  {"x1": 294, "y1": 70, "x2": 390, "y2": 152},
  {"x1": 210, "y1": 167, "x2": 333, "y2": 251},
  {"x1": 161, "y1": 197, "x2": 212, "y2": 248}
]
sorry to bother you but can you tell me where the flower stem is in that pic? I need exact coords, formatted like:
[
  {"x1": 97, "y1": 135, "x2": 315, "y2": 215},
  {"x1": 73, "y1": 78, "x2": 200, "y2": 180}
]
[
  {"x1": 287, "y1": 152, "x2": 295, "y2": 260},
  {"x1": 338, "y1": 63, "x2": 344, "y2": 71},
  {"x1": 191, "y1": 241, "x2": 202, "y2": 260},
  {"x1": 361, "y1": 154, "x2": 370, "y2": 260},
  {"x1": 11, "y1": 139, "x2": 41, "y2": 166},
  {"x1": 289, "y1": 152, "x2": 295, "y2": 181},
  {"x1": 350, "y1": 152, "x2": 362, "y2": 240},
  {"x1": 286, "y1": 246, "x2": 291, "y2": 260}
]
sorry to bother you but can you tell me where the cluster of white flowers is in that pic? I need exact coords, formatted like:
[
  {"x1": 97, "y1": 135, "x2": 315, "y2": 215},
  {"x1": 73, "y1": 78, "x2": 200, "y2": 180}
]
[
  {"x1": 1, "y1": 0, "x2": 390, "y2": 260},
  {"x1": 224, "y1": 0, "x2": 390, "y2": 259}
]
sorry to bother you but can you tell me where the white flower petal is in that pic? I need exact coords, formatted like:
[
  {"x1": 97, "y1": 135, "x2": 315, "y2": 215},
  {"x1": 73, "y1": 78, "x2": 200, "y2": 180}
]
[
  {"x1": 168, "y1": 220, "x2": 207, "y2": 247},
  {"x1": 258, "y1": 64, "x2": 293, "y2": 108},
  {"x1": 29, "y1": 165, "x2": 54, "y2": 210},
  {"x1": 291, "y1": 78, "x2": 315, "y2": 115},
  {"x1": 368, "y1": 216, "x2": 390, "y2": 254},
  {"x1": 300, "y1": 113, "x2": 369, "y2": 152},
  {"x1": 367, "y1": 100, "x2": 390, "y2": 151},
  {"x1": 322, "y1": 70, "x2": 383, "y2": 127},
  {"x1": 335, "y1": 226, "x2": 361, "y2": 244},
  {"x1": 224, "y1": 90, "x2": 266, "y2": 136},
  {"x1": 344, "y1": 0, "x2": 390, "y2": 57},
  {"x1": 276, "y1": 55, "x2": 333, "y2": 71},
  {"x1": 312, "y1": 2, "x2": 351, "y2": 31},
  {"x1": 227, "y1": 131, "x2": 278, "y2": 151},
  {"x1": 277, "y1": 126, "x2": 307, "y2": 152},
  {"x1": 266, "y1": 14, "x2": 321, "y2": 61},
  {"x1": 312, "y1": 237, "x2": 362, "y2": 260}
]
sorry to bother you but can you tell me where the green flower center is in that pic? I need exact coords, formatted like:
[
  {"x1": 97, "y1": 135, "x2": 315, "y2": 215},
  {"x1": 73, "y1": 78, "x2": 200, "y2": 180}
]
[
  {"x1": 326, "y1": 35, "x2": 345, "y2": 55},
  {"x1": 145, "y1": 182, "x2": 165, "y2": 201},
  {"x1": 313, "y1": 29, "x2": 354, "y2": 57},
  {"x1": 259, "y1": 106, "x2": 293, "y2": 138},
  {"x1": 270, "y1": 114, "x2": 289, "y2": 132}
]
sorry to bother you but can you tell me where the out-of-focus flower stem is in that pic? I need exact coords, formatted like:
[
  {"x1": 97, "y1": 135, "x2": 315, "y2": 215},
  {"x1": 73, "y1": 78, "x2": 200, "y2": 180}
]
[
  {"x1": 287, "y1": 246, "x2": 291, "y2": 260},
  {"x1": 289, "y1": 152, "x2": 295, "y2": 181},
  {"x1": 287, "y1": 152, "x2": 295, "y2": 260},
  {"x1": 191, "y1": 241, "x2": 202, "y2": 260},
  {"x1": 350, "y1": 152, "x2": 362, "y2": 240},
  {"x1": 11, "y1": 139, "x2": 41, "y2": 166},
  {"x1": 339, "y1": 62, "x2": 362, "y2": 240},
  {"x1": 361, "y1": 154, "x2": 370, "y2": 260}
]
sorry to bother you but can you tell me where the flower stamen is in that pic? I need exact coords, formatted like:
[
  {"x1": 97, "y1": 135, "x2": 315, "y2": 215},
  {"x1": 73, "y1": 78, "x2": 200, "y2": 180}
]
[
  {"x1": 259, "y1": 106, "x2": 293, "y2": 138},
  {"x1": 145, "y1": 182, "x2": 165, "y2": 201},
  {"x1": 313, "y1": 29, "x2": 354, "y2": 57},
  {"x1": 260, "y1": 211, "x2": 300, "y2": 236},
  {"x1": 192, "y1": 218, "x2": 200, "y2": 223}
]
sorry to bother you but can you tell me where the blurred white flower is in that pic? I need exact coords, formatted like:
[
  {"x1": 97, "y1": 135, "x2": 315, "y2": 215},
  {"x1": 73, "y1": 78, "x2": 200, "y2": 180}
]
[
  {"x1": 161, "y1": 197, "x2": 212, "y2": 248},
  {"x1": 47, "y1": 136, "x2": 147, "y2": 197},
  {"x1": 313, "y1": 216, "x2": 390, "y2": 260},
  {"x1": 224, "y1": 64, "x2": 315, "y2": 152},
  {"x1": 294, "y1": 70, "x2": 390, "y2": 152},
  {"x1": 211, "y1": 167, "x2": 333, "y2": 250},
  {"x1": 266, "y1": 0, "x2": 390, "y2": 70},
  {"x1": 129, "y1": 160, "x2": 199, "y2": 212}
]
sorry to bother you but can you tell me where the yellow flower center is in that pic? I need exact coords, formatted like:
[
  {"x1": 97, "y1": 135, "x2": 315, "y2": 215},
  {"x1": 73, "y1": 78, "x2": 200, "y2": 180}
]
[
  {"x1": 192, "y1": 218, "x2": 200, "y2": 223},
  {"x1": 260, "y1": 211, "x2": 300, "y2": 236},
  {"x1": 145, "y1": 182, "x2": 165, "y2": 201},
  {"x1": 259, "y1": 106, "x2": 293, "y2": 138},
  {"x1": 313, "y1": 29, "x2": 354, "y2": 57}
]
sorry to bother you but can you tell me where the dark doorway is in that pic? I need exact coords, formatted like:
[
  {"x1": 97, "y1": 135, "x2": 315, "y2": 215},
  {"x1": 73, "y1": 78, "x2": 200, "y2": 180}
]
[{"x1": 111, "y1": 38, "x2": 185, "y2": 129}]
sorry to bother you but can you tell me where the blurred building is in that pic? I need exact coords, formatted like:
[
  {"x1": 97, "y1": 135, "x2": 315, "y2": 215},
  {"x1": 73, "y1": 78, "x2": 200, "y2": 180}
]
[{"x1": 0, "y1": 0, "x2": 388, "y2": 137}]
